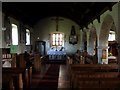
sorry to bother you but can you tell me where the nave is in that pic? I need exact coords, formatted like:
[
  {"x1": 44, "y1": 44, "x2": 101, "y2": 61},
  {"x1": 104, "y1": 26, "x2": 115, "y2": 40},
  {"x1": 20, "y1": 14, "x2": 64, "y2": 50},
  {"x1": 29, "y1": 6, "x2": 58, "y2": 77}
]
[{"x1": 1, "y1": 2, "x2": 120, "y2": 90}]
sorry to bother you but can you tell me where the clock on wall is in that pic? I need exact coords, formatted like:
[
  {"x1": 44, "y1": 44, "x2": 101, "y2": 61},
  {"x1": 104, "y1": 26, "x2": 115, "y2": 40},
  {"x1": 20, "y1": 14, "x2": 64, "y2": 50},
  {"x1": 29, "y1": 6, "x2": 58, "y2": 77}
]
[{"x1": 69, "y1": 25, "x2": 78, "y2": 45}]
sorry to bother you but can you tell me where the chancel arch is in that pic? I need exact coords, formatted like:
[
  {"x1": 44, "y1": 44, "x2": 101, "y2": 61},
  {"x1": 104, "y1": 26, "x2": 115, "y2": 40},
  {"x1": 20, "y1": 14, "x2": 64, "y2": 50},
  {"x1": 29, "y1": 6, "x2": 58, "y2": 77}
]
[{"x1": 33, "y1": 16, "x2": 81, "y2": 55}]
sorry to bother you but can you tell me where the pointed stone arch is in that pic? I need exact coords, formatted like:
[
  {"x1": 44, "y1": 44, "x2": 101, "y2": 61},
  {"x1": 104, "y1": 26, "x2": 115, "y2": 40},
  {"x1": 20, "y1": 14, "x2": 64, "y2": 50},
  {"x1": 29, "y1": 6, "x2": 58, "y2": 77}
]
[
  {"x1": 98, "y1": 14, "x2": 117, "y2": 64},
  {"x1": 88, "y1": 25, "x2": 97, "y2": 55},
  {"x1": 99, "y1": 14, "x2": 116, "y2": 46}
]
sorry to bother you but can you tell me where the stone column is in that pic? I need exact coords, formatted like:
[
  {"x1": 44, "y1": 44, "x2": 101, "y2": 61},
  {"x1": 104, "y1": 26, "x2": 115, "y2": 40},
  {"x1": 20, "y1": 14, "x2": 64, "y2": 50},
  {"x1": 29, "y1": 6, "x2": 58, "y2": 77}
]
[
  {"x1": 97, "y1": 46, "x2": 109, "y2": 64},
  {"x1": 117, "y1": 44, "x2": 120, "y2": 72},
  {"x1": 118, "y1": 2, "x2": 120, "y2": 73},
  {"x1": 0, "y1": 2, "x2": 2, "y2": 90}
]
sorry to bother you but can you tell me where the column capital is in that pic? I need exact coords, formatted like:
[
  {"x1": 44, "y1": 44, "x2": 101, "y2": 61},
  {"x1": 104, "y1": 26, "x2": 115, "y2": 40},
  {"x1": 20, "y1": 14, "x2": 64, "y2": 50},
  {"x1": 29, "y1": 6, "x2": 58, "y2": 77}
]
[{"x1": 97, "y1": 46, "x2": 109, "y2": 49}]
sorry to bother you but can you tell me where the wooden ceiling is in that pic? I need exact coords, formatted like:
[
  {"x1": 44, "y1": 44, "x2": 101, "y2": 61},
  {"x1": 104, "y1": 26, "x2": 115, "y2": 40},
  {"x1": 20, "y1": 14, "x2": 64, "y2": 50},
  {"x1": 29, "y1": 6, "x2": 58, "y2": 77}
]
[{"x1": 2, "y1": 2, "x2": 116, "y2": 28}]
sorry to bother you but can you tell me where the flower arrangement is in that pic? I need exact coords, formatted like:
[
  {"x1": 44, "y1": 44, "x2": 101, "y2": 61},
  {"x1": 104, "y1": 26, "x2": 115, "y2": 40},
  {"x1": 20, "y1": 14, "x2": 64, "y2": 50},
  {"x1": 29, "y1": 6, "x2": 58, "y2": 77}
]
[{"x1": 108, "y1": 52, "x2": 112, "y2": 56}]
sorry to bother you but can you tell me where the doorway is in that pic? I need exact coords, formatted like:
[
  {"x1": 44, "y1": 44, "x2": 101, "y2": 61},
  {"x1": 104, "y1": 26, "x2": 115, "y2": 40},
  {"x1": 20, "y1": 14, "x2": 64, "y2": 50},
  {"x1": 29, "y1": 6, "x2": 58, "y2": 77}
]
[{"x1": 35, "y1": 41, "x2": 46, "y2": 55}]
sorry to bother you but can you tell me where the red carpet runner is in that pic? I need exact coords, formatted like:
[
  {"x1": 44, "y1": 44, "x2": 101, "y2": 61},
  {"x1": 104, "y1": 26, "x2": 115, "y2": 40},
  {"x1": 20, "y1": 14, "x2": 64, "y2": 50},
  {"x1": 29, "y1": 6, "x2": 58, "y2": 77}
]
[{"x1": 30, "y1": 64, "x2": 60, "y2": 90}]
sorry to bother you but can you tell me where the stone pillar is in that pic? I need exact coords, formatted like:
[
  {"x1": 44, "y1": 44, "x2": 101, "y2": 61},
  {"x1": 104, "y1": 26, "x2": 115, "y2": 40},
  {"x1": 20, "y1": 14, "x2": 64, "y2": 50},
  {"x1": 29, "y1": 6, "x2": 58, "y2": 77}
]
[
  {"x1": 0, "y1": 2, "x2": 2, "y2": 49},
  {"x1": 0, "y1": 2, "x2": 2, "y2": 90},
  {"x1": 97, "y1": 46, "x2": 109, "y2": 64},
  {"x1": 117, "y1": 2, "x2": 120, "y2": 73},
  {"x1": 117, "y1": 44, "x2": 120, "y2": 72}
]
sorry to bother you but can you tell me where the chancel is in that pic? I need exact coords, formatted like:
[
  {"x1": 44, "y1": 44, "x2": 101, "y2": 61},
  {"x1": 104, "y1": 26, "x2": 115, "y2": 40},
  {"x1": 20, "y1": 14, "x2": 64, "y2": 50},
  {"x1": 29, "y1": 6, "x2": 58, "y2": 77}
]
[
  {"x1": 1, "y1": 2, "x2": 120, "y2": 90},
  {"x1": 47, "y1": 46, "x2": 66, "y2": 61},
  {"x1": 47, "y1": 17, "x2": 66, "y2": 60},
  {"x1": 47, "y1": 50, "x2": 66, "y2": 60}
]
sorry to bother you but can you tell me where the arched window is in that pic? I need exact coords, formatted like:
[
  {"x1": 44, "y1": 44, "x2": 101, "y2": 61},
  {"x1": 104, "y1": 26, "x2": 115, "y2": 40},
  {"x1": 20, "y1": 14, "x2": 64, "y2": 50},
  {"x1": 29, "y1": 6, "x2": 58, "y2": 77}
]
[
  {"x1": 26, "y1": 29, "x2": 30, "y2": 45},
  {"x1": 51, "y1": 32, "x2": 64, "y2": 47},
  {"x1": 12, "y1": 24, "x2": 18, "y2": 45},
  {"x1": 108, "y1": 30, "x2": 115, "y2": 41}
]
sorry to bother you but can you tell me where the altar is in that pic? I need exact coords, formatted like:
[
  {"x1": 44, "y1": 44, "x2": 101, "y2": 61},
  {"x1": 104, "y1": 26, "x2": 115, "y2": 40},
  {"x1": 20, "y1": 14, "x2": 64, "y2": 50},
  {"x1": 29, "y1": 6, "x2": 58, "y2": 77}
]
[{"x1": 47, "y1": 51, "x2": 66, "y2": 60}]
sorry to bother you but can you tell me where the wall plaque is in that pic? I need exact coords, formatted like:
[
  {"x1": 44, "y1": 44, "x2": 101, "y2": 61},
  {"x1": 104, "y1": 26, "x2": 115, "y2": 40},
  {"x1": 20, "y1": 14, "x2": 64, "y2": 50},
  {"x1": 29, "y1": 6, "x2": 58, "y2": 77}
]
[{"x1": 69, "y1": 25, "x2": 78, "y2": 45}]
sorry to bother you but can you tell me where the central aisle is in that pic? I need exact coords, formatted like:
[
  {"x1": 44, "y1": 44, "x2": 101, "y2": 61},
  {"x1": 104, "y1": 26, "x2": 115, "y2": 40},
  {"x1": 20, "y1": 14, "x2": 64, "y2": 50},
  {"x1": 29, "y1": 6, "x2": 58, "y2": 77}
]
[
  {"x1": 30, "y1": 64, "x2": 60, "y2": 90},
  {"x1": 30, "y1": 63, "x2": 70, "y2": 90}
]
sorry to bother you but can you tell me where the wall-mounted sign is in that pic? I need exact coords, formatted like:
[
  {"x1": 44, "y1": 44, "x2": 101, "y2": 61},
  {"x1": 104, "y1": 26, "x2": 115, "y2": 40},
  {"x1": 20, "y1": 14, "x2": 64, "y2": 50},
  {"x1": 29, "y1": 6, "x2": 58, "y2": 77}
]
[{"x1": 10, "y1": 45, "x2": 17, "y2": 53}]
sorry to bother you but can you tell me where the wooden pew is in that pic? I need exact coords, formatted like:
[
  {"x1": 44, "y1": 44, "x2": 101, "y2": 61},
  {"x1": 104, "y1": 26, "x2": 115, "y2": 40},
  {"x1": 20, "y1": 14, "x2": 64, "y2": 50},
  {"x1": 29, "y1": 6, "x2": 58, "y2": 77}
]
[
  {"x1": 2, "y1": 52, "x2": 34, "y2": 89},
  {"x1": 16, "y1": 53, "x2": 33, "y2": 87},
  {"x1": 69, "y1": 64, "x2": 118, "y2": 79},
  {"x1": 100, "y1": 78, "x2": 120, "y2": 89},
  {"x1": 33, "y1": 54, "x2": 42, "y2": 72},
  {"x1": 16, "y1": 54, "x2": 29, "y2": 88},
  {"x1": 66, "y1": 56, "x2": 73, "y2": 65},
  {"x1": 77, "y1": 78, "x2": 120, "y2": 89},
  {"x1": 2, "y1": 53, "x2": 32, "y2": 90},
  {"x1": 2, "y1": 74, "x2": 14, "y2": 90},
  {"x1": 73, "y1": 72, "x2": 119, "y2": 88},
  {"x1": 16, "y1": 54, "x2": 26, "y2": 68},
  {"x1": 70, "y1": 64, "x2": 118, "y2": 71},
  {"x1": 21, "y1": 67, "x2": 32, "y2": 88},
  {"x1": 28, "y1": 66, "x2": 32, "y2": 85},
  {"x1": 69, "y1": 64, "x2": 119, "y2": 88},
  {"x1": 11, "y1": 54, "x2": 17, "y2": 67},
  {"x1": 69, "y1": 64, "x2": 118, "y2": 77},
  {"x1": 2, "y1": 68, "x2": 25, "y2": 90},
  {"x1": 22, "y1": 68, "x2": 29, "y2": 88}
]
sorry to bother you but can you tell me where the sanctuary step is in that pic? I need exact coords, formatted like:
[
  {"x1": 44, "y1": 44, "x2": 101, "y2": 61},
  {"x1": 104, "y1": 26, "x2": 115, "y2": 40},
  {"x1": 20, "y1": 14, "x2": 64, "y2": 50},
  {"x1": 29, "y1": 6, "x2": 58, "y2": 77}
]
[
  {"x1": 47, "y1": 51, "x2": 66, "y2": 60},
  {"x1": 43, "y1": 60, "x2": 66, "y2": 64}
]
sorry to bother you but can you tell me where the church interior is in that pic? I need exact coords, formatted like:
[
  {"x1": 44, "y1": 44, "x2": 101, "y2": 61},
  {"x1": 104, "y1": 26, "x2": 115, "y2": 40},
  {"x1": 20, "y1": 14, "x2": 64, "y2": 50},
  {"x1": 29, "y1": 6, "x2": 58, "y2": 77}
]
[{"x1": 1, "y1": 2, "x2": 120, "y2": 90}]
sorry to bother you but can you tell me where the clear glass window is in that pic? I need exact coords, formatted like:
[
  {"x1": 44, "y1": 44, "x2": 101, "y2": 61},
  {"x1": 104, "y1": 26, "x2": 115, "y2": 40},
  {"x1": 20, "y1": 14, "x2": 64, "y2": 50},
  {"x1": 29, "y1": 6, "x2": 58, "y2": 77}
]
[
  {"x1": 12, "y1": 24, "x2": 18, "y2": 45},
  {"x1": 26, "y1": 29, "x2": 30, "y2": 45},
  {"x1": 51, "y1": 32, "x2": 64, "y2": 47},
  {"x1": 108, "y1": 31, "x2": 115, "y2": 41}
]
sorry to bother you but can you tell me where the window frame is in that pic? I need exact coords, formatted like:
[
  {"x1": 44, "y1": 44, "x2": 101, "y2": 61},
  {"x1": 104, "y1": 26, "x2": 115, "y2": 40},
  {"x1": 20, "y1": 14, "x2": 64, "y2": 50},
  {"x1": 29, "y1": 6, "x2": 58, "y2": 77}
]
[
  {"x1": 108, "y1": 30, "x2": 116, "y2": 41},
  {"x1": 50, "y1": 32, "x2": 64, "y2": 47},
  {"x1": 11, "y1": 23, "x2": 18, "y2": 45},
  {"x1": 26, "y1": 29, "x2": 31, "y2": 45}
]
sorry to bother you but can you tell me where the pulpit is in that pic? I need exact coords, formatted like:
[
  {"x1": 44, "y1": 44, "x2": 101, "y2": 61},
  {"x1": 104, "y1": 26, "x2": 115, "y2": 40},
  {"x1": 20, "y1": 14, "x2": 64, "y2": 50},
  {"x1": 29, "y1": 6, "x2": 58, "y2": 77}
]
[{"x1": 47, "y1": 51, "x2": 66, "y2": 60}]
